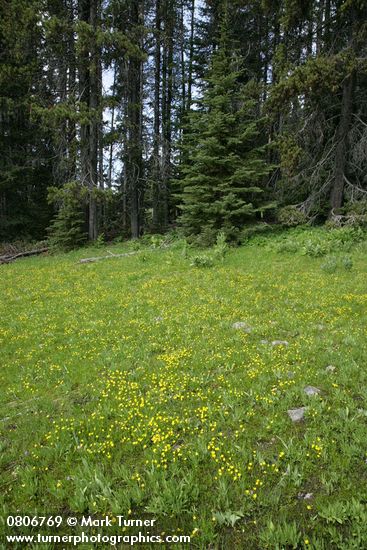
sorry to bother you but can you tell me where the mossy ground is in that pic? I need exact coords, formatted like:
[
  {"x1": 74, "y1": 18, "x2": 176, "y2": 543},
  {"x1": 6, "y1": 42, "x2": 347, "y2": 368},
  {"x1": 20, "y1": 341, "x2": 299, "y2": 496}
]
[{"x1": 1, "y1": 228, "x2": 367, "y2": 548}]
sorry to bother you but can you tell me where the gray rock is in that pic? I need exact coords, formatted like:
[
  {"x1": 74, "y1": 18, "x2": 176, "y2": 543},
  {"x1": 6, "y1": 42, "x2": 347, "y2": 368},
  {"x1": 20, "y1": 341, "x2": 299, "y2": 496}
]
[
  {"x1": 271, "y1": 340, "x2": 289, "y2": 347},
  {"x1": 325, "y1": 365, "x2": 336, "y2": 373},
  {"x1": 260, "y1": 339, "x2": 269, "y2": 345},
  {"x1": 287, "y1": 407, "x2": 307, "y2": 422},
  {"x1": 304, "y1": 385, "x2": 321, "y2": 396},
  {"x1": 232, "y1": 321, "x2": 252, "y2": 333},
  {"x1": 298, "y1": 492, "x2": 313, "y2": 500},
  {"x1": 154, "y1": 316, "x2": 163, "y2": 322}
]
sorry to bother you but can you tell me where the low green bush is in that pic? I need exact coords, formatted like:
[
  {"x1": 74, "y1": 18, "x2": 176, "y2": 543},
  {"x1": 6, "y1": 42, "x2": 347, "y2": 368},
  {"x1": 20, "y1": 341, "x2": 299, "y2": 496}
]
[{"x1": 278, "y1": 205, "x2": 308, "y2": 227}]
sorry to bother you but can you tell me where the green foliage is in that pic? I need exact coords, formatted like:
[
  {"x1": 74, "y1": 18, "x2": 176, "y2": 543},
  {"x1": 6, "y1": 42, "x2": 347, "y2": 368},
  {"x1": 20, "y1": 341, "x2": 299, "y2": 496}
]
[
  {"x1": 0, "y1": 0, "x2": 54, "y2": 241},
  {"x1": 179, "y1": 21, "x2": 272, "y2": 243},
  {"x1": 326, "y1": 201, "x2": 367, "y2": 229},
  {"x1": 302, "y1": 239, "x2": 328, "y2": 257},
  {"x1": 278, "y1": 136, "x2": 304, "y2": 178},
  {"x1": 190, "y1": 253, "x2": 214, "y2": 268},
  {"x1": 267, "y1": 55, "x2": 343, "y2": 114},
  {"x1": 95, "y1": 233, "x2": 105, "y2": 248},
  {"x1": 212, "y1": 231, "x2": 228, "y2": 262},
  {"x1": 2, "y1": 228, "x2": 367, "y2": 547},
  {"x1": 326, "y1": 226, "x2": 365, "y2": 249},
  {"x1": 150, "y1": 235, "x2": 161, "y2": 248},
  {"x1": 47, "y1": 182, "x2": 87, "y2": 250},
  {"x1": 342, "y1": 255, "x2": 353, "y2": 270},
  {"x1": 0, "y1": 239, "x2": 48, "y2": 256},
  {"x1": 276, "y1": 238, "x2": 300, "y2": 254},
  {"x1": 190, "y1": 227, "x2": 219, "y2": 248},
  {"x1": 240, "y1": 222, "x2": 280, "y2": 244},
  {"x1": 274, "y1": 226, "x2": 366, "y2": 256},
  {"x1": 320, "y1": 256, "x2": 338, "y2": 273},
  {"x1": 259, "y1": 520, "x2": 302, "y2": 549},
  {"x1": 278, "y1": 205, "x2": 308, "y2": 227},
  {"x1": 189, "y1": 231, "x2": 228, "y2": 268},
  {"x1": 345, "y1": 200, "x2": 367, "y2": 217},
  {"x1": 212, "y1": 510, "x2": 243, "y2": 527},
  {"x1": 321, "y1": 255, "x2": 353, "y2": 274}
]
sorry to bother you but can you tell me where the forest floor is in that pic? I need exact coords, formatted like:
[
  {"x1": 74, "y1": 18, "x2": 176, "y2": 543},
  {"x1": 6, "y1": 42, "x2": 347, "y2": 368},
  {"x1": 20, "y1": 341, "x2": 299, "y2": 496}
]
[{"x1": 1, "y1": 227, "x2": 367, "y2": 549}]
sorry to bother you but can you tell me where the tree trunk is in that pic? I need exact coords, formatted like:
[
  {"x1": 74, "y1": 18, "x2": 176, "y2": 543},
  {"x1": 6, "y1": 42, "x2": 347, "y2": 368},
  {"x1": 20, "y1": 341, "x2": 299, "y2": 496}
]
[
  {"x1": 161, "y1": 0, "x2": 174, "y2": 229},
  {"x1": 67, "y1": 0, "x2": 77, "y2": 179},
  {"x1": 126, "y1": 0, "x2": 143, "y2": 239},
  {"x1": 316, "y1": 0, "x2": 325, "y2": 54},
  {"x1": 88, "y1": 0, "x2": 99, "y2": 240},
  {"x1": 78, "y1": 0, "x2": 90, "y2": 191},
  {"x1": 108, "y1": 63, "x2": 117, "y2": 189},
  {"x1": 152, "y1": 0, "x2": 161, "y2": 231},
  {"x1": 186, "y1": 0, "x2": 195, "y2": 112},
  {"x1": 330, "y1": 71, "x2": 355, "y2": 212}
]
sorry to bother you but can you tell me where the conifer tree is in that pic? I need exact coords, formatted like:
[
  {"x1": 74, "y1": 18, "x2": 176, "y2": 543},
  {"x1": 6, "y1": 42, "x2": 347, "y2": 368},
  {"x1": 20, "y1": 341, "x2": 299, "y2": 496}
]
[{"x1": 179, "y1": 13, "x2": 272, "y2": 244}]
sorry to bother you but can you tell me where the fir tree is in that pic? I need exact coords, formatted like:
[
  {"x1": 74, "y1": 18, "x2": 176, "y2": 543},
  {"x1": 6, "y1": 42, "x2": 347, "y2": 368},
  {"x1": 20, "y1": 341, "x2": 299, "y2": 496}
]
[
  {"x1": 47, "y1": 182, "x2": 87, "y2": 250},
  {"x1": 179, "y1": 15, "x2": 272, "y2": 244}
]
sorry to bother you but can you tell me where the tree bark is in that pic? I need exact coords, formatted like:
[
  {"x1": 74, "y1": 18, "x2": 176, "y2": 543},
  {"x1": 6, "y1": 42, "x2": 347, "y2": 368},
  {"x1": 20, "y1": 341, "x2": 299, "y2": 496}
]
[
  {"x1": 186, "y1": 0, "x2": 195, "y2": 112},
  {"x1": 152, "y1": 0, "x2": 161, "y2": 231},
  {"x1": 126, "y1": 0, "x2": 143, "y2": 239},
  {"x1": 108, "y1": 63, "x2": 117, "y2": 189},
  {"x1": 78, "y1": 0, "x2": 90, "y2": 191},
  {"x1": 88, "y1": 0, "x2": 99, "y2": 240},
  {"x1": 330, "y1": 71, "x2": 355, "y2": 212},
  {"x1": 161, "y1": 0, "x2": 174, "y2": 229}
]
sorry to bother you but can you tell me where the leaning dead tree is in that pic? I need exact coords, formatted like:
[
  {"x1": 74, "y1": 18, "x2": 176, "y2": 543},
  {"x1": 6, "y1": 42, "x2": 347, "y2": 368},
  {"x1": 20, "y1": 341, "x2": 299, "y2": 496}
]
[
  {"x1": 0, "y1": 248, "x2": 49, "y2": 265},
  {"x1": 78, "y1": 251, "x2": 138, "y2": 264}
]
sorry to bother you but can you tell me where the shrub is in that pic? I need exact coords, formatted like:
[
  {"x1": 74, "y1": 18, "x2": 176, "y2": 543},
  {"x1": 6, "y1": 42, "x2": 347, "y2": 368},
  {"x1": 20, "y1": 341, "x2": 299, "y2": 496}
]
[
  {"x1": 342, "y1": 256, "x2": 353, "y2": 271},
  {"x1": 191, "y1": 227, "x2": 218, "y2": 248},
  {"x1": 47, "y1": 182, "x2": 88, "y2": 250},
  {"x1": 259, "y1": 520, "x2": 301, "y2": 549},
  {"x1": 320, "y1": 255, "x2": 353, "y2": 273},
  {"x1": 95, "y1": 233, "x2": 105, "y2": 248},
  {"x1": 212, "y1": 231, "x2": 228, "y2": 262},
  {"x1": 302, "y1": 239, "x2": 327, "y2": 257},
  {"x1": 326, "y1": 202, "x2": 367, "y2": 228},
  {"x1": 276, "y1": 239, "x2": 299, "y2": 253},
  {"x1": 190, "y1": 254, "x2": 214, "y2": 268},
  {"x1": 278, "y1": 205, "x2": 308, "y2": 227},
  {"x1": 327, "y1": 226, "x2": 364, "y2": 248},
  {"x1": 240, "y1": 222, "x2": 278, "y2": 244},
  {"x1": 321, "y1": 256, "x2": 338, "y2": 273}
]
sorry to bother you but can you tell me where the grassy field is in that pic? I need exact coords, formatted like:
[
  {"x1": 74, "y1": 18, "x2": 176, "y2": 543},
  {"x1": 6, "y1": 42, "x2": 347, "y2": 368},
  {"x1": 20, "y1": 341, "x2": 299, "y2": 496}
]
[{"x1": 1, "y1": 227, "x2": 367, "y2": 548}]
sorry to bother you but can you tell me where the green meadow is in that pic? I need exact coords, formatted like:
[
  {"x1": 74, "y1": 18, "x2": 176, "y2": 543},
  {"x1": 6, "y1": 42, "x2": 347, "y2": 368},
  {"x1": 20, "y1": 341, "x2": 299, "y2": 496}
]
[{"x1": 1, "y1": 227, "x2": 367, "y2": 548}]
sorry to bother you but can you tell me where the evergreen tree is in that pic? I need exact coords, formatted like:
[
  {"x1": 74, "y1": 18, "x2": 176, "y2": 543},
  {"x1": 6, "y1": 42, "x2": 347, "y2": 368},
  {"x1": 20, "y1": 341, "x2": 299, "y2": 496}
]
[
  {"x1": 0, "y1": 0, "x2": 54, "y2": 240},
  {"x1": 179, "y1": 18, "x2": 272, "y2": 244},
  {"x1": 47, "y1": 181, "x2": 87, "y2": 249}
]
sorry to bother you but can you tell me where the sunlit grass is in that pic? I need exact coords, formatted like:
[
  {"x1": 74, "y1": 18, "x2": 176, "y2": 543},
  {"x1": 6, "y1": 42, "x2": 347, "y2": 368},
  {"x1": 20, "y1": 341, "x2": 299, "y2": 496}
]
[{"x1": 1, "y1": 229, "x2": 367, "y2": 548}]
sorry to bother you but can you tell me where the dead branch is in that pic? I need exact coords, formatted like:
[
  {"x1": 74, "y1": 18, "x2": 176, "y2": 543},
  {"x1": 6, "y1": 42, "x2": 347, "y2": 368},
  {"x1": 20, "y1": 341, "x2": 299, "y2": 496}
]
[
  {"x1": 0, "y1": 248, "x2": 48, "y2": 265},
  {"x1": 79, "y1": 251, "x2": 138, "y2": 264}
]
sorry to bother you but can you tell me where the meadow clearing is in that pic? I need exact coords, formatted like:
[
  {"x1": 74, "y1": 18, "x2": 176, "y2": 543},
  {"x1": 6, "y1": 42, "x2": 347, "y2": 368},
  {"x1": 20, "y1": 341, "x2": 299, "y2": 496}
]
[{"x1": 1, "y1": 227, "x2": 367, "y2": 549}]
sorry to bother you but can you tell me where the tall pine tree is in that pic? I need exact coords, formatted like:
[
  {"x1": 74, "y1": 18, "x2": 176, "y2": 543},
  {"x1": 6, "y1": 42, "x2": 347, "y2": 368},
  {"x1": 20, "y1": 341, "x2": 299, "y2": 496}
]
[{"x1": 179, "y1": 11, "x2": 272, "y2": 244}]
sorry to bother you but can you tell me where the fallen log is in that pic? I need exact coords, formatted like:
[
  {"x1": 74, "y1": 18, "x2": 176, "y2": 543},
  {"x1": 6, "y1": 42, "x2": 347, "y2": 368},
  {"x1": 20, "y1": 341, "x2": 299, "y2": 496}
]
[
  {"x1": 79, "y1": 251, "x2": 138, "y2": 264},
  {"x1": 0, "y1": 247, "x2": 48, "y2": 264}
]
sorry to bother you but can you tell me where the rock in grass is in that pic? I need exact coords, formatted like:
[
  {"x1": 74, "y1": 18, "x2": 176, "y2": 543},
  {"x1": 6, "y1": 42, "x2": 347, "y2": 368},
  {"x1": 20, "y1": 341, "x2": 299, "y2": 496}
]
[
  {"x1": 232, "y1": 321, "x2": 252, "y2": 333},
  {"x1": 298, "y1": 492, "x2": 313, "y2": 500},
  {"x1": 304, "y1": 385, "x2": 321, "y2": 396},
  {"x1": 271, "y1": 340, "x2": 289, "y2": 347},
  {"x1": 325, "y1": 365, "x2": 336, "y2": 373},
  {"x1": 260, "y1": 339, "x2": 269, "y2": 345},
  {"x1": 287, "y1": 407, "x2": 307, "y2": 422}
]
